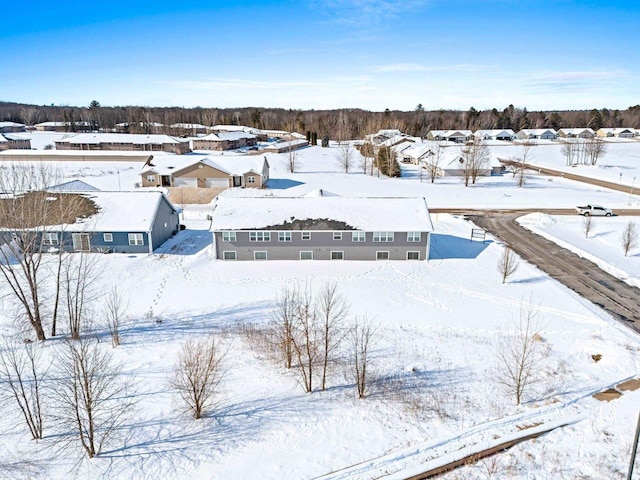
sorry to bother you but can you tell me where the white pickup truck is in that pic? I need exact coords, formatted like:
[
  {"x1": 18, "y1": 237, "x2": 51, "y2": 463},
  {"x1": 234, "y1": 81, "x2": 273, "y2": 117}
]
[{"x1": 575, "y1": 204, "x2": 613, "y2": 216}]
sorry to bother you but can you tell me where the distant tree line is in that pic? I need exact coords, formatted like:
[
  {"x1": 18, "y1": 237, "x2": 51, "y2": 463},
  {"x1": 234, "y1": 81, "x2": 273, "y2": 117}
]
[{"x1": 2, "y1": 100, "x2": 640, "y2": 139}]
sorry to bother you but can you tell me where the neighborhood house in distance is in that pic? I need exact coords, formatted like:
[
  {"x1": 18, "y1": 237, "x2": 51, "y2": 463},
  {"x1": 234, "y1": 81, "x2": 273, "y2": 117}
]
[{"x1": 211, "y1": 196, "x2": 433, "y2": 261}]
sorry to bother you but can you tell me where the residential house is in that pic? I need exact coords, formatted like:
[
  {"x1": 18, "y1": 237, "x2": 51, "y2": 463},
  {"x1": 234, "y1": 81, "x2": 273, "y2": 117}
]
[
  {"x1": 263, "y1": 139, "x2": 309, "y2": 153},
  {"x1": 141, "y1": 156, "x2": 269, "y2": 189},
  {"x1": 210, "y1": 125, "x2": 268, "y2": 141},
  {"x1": 55, "y1": 133, "x2": 191, "y2": 154},
  {"x1": 427, "y1": 130, "x2": 473, "y2": 143},
  {"x1": 114, "y1": 122, "x2": 165, "y2": 134},
  {"x1": 557, "y1": 128, "x2": 595, "y2": 139},
  {"x1": 170, "y1": 123, "x2": 208, "y2": 136},
  {"x1": 211, "y1": 196, "x2": 433, "y2": 261},
  {"x1": 1, "y1": 191, "x2": 180, "y2": 254},
  {"x1": 0, "y1": 134, "x2": 31, "y2": 151},
  {"x1": 33, "y1": 121, "x2": 93, "y2": 132},
  {"x1": 0, "y1": 150, "x2": 153, "y2": 163},
  {"x1": 0, "y1": 121, "x2": 26, "y2": 133},
  {"x1": 192, "y1": 132, "x2": 258, "y2": 151},
  {"x1": 473, "y1": 129, "x2": 516, "y2": 141},
  {"x1": 596, "y1": 128, "x2": 636, "y2": 139},
  {"x1": 516, "y1": 129, "x2": 558, "y2": 140}
]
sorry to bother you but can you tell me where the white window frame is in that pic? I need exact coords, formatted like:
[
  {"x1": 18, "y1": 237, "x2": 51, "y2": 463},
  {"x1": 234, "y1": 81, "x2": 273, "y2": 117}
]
[
  {"x1": 352, "y1": 231, "x2": 366, "y2": 242},
  {"x1": 247, "y1": 175, "x2": 256, "y2": 184},
  {"x1": 407, "y1": 251, "x2": 420, "y2": 260},
  {"x1": 249, "y1": 231, "x2": 271, "y2": 242},
  {"x1": 373, "y1": 232, "x2": 394, "y2": 242},
  {"x1": 331, "y1": 251, "x2": 344, "y2": 260},
  {"x1": 254, "y1": 251, "x2": 267, "y2": 261},
  {"x1": 278, "y1": 232, "x2": 292, "y2": 242},
  {"x1": 128, "y1": 233, "x2": 144, "y2": 246},
  {"x1": 376, "y1": 251, "x2": 390, "y2": 260},
  {"x1": 301, "y1": 232, "x2": 311, "y2": 240},
  {"x1": 43, "y1": 232, "x2": 58, "y2": 245},
  {"x1": 222, "y1": 231, "x2": 236, "y2": 242},
  {"x1": 223, "y1": 251, "x2": 237, "y2": 260},
  {"x1": 333, "y1": 232, "x2": 342, "y2": 240},
  {"x1": 407, "y1": 232, "x2": 421, "y2": 242},
  {"x1": 300, "y1": 251, "x2": 313, "y2": 260},
  {"x1": 103, "y1": 233, "x2": 113, "y2": 243},
  {"x1": 146, "y1": 174, "x2": 155, "y2": 183}
]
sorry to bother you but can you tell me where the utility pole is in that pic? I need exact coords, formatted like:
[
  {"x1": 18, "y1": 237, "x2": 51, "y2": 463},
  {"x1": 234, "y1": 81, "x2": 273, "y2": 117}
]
[{"x1": 628, "y1": 411, "x2": 640, "y2": 480}]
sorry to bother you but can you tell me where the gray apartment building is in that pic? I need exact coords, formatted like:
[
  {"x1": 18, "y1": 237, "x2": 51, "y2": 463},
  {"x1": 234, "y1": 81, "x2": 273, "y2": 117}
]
[{"x1": 211, "y1": 196, "x2": 433, "y2": 261}]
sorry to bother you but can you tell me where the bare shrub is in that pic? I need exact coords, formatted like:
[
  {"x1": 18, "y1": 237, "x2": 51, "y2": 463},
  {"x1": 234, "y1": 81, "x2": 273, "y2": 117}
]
[
  {"x1": 351, "y1": 315, "x2": 375, "y2": 399},
  {"x1": 171, "y1": 336, "x2": 225, "y2": 419},
  {"x1": 317, "y1": 281, "x2": 349, "y2": 391},
  {"x1": 102, "y1": 286, "x2": 128, "y2": 347},
  {"x1": 621, "y1": 221, "x2": 638, "y2": 257},
  {"x1": 583, "y1": 215, "x2": 593, "y2": 238}
]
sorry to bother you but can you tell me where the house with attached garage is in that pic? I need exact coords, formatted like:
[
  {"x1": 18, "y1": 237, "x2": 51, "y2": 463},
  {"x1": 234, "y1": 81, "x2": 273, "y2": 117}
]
[
  {"x1": 427, "y1": 130, "x2": 473, "y2": 144},
  {"x1": 516, "y1": 128, "x2": 558, "y2": 140},
  {"x1": 211, "y1": 196, "x2": 433, "y2": 261},
  {"x1": 191, "y1": 131, "x2": 258, "y2": 151},
  {"x1": 557, "y1": 128, "x2": 595, "y2": 139},
  {"x1": 473, "y1": 129, "x2": 516, "y2": 141},
  {"x1": 596, "y1": 128, "x2": 636, "y2": 139},
  {"x1": 55, "y1": 133, "x2": 191, "y2": 154},
  {"x1": 140, "y1": 156, "x2": 269, "y2": 189}
]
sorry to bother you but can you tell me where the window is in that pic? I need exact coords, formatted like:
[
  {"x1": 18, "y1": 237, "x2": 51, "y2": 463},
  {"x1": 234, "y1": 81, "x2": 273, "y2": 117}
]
[
  {"x1": 254, "y1": 251, "x2": 267, "y2": 260},
  {"x1": 43, "y1": 232, "x2": 58, "y2": 245},
  {"x1": 301, "y1": 232, "x2": 311, "y2": 240},
  {"x1": 331, "y1": 251, "x2": 344, "y2": 260},
  {"x1": 407, "y1": 251, "x2": 420, "y2": 260},
  {"x1": 128, "y1": 233, "x2": 144, "y2": 246},
  {"x1": 146, "y1": 175, "x2": 155, "y2": 183},
  {"x1": 376, "y1": 251, "x2": 390, "y2": 260},
  {"x1": 249, "y1": 231, "x2": 271, "y2": 242},
  {"x1": 222, "y1": 231, "x2": 236, "y2": 242},
  {"x1": 300, "y1": 251, "x2": 313, "y2": 260},
  {"x1": 247, "y1": 176, "x2": 256, "y2": 184},
  {"x1": 352, "y1": 231, "x2": 366, "y2": 242},
  {"x1": 278, "y1": 232, "x2": 292, "y2": 242},
  {"x1": 223, "y1": 251, "x2": 237, "y2": 260},
  {"x1": 103, "y1": 233, "x2": 113, "y2": 243},
  {"x1": 333, "y1": 232, "x2": 342, "y2": 240},
  {"x1": 373, "y1": 232, "x2": 394, "y2": 242},
  {"x1": 407, "y1": 232, "x2": 421, "y2": 242}
]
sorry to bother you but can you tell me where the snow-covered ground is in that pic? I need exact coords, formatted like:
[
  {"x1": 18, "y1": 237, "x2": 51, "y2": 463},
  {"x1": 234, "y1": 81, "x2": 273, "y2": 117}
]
[{"x1": 1, "y1": 142, "x2": 640, "y2": 479}]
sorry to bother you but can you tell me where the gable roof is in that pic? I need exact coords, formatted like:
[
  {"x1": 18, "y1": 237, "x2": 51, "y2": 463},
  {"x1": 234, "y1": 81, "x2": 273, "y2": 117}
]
[
  {"x1": 57, "y1": 133, "x2": 188, "y2": 145},
  {"x1": 48, "y1": 180, "x2": 100, "y2": 192},
  {"x1": 211, "y1": 196, "x2": 433, "y2": 232},
  {"x1": 141, "y1": 155, "x2": 268, "y2": 177},
  {"x1": 195, "y1": 132, "x2": 257, "y2": 142}
]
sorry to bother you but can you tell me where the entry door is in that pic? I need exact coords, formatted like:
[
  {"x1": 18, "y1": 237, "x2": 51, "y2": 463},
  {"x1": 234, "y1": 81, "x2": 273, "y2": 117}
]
[
  {"x1": 72, "y1": 233, "x2": 90, "y2": 251},
  {"x1": 232, "y1": 176, "x2": 242, "y2": 187}
]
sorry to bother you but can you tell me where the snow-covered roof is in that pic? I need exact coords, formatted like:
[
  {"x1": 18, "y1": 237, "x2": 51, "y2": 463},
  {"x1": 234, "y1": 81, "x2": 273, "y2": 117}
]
[
  {"x1": 170, "y1": 123, "x2": 207, "y2": 129},
  {"x1": 141, "y1": 156, "x2": 267, "y2": 177},
  {"x1": 558, "y1": 128, "x2": 595, "y2": 135},
  {"x1": 429, "y1": 130, "x2": 473, "y2": 138},
  {"x1": 0, "y1": 149, "x2": 153, "y2": 158},
  {"x1": 115, "y1": 122, "x2": 164, "y2": 127},
  {"x1": 56, "y1": 133, "x2": 187, "y2": 145},
  {"x1": 474, "y1": 129, "x2": 516, "y2": 137},
  {"x1": 195, "y1": 132, "x2": 257, "y2": 142},
  {"x1": 210, "y1": 125, "x2": 266, "y2": 135},
  {"x1": 518, "y1": 128, "x2": 558, "y2": 136},
  {"x1": 48, "y1": 180, "x2": 100, "y2": 192},
  {"x1": 0, "y1": 133, "x2": 29, "y2": 142},
  {"x1": 60, "y1": 191, "x2": 176, "y2": 232},
  {"x1": 0, "y1": 121, "x2": 25, "y2": 128},
  {"x1": 264, "y1": 139, "x2": 308, "y2": 150},
  {"x1": 211, "y1": 196, "x2": 433, "y2": 232},
  {"x1": 597, "y1": 128, "x2": 634, "y2": 134},
  {"x1": 35, "y1": 121, "x2": 66, "y2": 127}
]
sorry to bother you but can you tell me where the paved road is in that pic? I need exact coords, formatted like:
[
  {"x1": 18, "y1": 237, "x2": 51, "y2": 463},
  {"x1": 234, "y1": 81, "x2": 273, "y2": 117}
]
[{"x1": 466, "y1": 213, "x2": 640, "y2": 334}]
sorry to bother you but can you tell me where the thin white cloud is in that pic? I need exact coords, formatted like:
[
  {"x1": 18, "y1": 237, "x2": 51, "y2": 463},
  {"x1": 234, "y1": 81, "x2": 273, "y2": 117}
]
[
  {"x1": 372, "y1": 63, "x2": 495, "y2": 73},
  {"x1": 526, "y1": 70, "x2": 628, "y2": 92},
  {"x1": 313, "y1": 0, "x2": 431, "y2": 26}
]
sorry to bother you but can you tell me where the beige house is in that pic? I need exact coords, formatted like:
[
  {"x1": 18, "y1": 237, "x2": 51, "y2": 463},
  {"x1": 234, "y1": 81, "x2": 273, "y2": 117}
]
[
  {"x1": 596, "y1": 128, "x2": 635, "y2": 138},
  {"x1": 0, "y1": 134, "x2": 31, "y2": 151},
  {"x1": 427, "y1": 130, "x2": 473, "y2": 143},
  {"x1": 263, "y1": 139, "x2": 309, "y2": 153},
  {"x1": 192, "y1": 132, "x2": 258, "y2": 151},
  {"x1": 141, "y1": 156, "x2": 269, "y2": 189},
  {"x1": 55, "y1": 133, "x2": 190, "y2": 154},
  {"x1": 557, "y1": 128, "x2": 595, "y2": 139}
]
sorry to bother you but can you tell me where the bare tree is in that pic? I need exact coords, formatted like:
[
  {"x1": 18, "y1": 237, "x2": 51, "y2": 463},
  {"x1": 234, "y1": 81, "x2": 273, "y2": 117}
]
[
  {"x1": 514, "y1": 142, "x2": 535, "y2": 188},
  {"x1": 0, "y1": 339, "x2": 46, "y2": 440},
  {"x1": 63, "y1": 252, "x2": 98, "y2": 339},
  {"x1": 621, "y1": 221, "x2": 639, "y2": 257},
  {"x1": 359, "y1": 142, "x2": 375, "y2": 175},
  {"x1": 497, "y1": 247, "x2": 519, "y2": 284},
  {"x1": 316, "y1": 282, "x2": 349, "y2": 391},
  {"x1": 584, "y1": 137, "x2": 607, "y2": 166},
  {"x1": 494, "y1": 301, "x2": 549, "y2": 405},
  {"x1": 289, "y1": 283, "x2": 319, "y2": 393},
  {"x1": 351, "y1": 316, "x2": 375, "y2": 399},
  {"x1": 171, "y1": 336, "x2": 225, "y2": 419},
  {"x1": 102, "y1": 286, "x2": 128, "y2": 347},
  {"x1": 0, "y1": 163, "x2": 95, "y2": 341},
  {"x1": 423, "y1": 142, "x2": 443, "y2": 183},
  {"x1": 287, "y1": 144, "x2": 299, "y2": 173},
  {"x1": 461, "y1": 138, "x2": 490, "y2": 186},
  {"x1": 583, "y1": 215, "x2": 593, "y2": 239},
  {"x1": 271, "y1": 286, "x2": 298, "y2": 369},
  {"x1": 561, "y1": 139, "x2": 577, "y2": 166},
  {"x1": 337, "y1": 142, "x2": 354, "y2": 173},
  {"x1": 52, "y1": 338, "x2": 134, "y2": 458}
]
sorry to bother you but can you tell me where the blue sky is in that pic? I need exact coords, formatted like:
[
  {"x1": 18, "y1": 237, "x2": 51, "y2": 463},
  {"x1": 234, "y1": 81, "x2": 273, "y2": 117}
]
[{"x1": 2, "y1": 0, "x2": 639, "y2": 111}]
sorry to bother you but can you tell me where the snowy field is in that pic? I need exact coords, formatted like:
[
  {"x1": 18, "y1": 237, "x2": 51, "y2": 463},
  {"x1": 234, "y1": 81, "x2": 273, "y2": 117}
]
[{"x1": 0, "y1": 140, "x2": 640, "y2": 479}]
